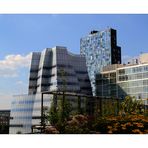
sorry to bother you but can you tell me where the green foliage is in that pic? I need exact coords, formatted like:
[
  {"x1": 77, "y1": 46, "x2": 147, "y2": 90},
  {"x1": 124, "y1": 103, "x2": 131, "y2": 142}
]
[
  {"x1": 120, "y1": 96, "x2": 144, "y2": 115},
  {"x1": 91, "y1": 96, "x2": 147, "y2": 134},
  {"x1": 47, "y1": 101, "x2": 59, "y2": 125},
  {"x1": 46, "y1": 113, "x2": 148, "y2": 134},
  {"x1": 47, "y1": 96, "x2": 72, "y2": 133},
  {"x1": 47, "y1": 96, "x2": 72, "y2": 126},
  {"x1": 58, "y1": 97, "x2": 72, "y2": 122},
  {"x1": 102, "y1": 99, "x2": 118, "y2": 116},
  {"x1": 45, "y1": 95, "x2": 147, "y2": 134}
]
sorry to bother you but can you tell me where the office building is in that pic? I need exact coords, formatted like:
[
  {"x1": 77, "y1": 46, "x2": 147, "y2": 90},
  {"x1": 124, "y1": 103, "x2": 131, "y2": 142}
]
[
  {"x1": 80, "y1": 28, "x2": 121, "y2": 95},
  {"x1": 10, "y1": 46, "x2": 92, "y2": 134},
  {"x1": 0, "y1": 110, "x2": 10, "y2": 134},
  {"x1": 29, "y1": 46, "x2": 92, "y2": 95},
  {"x1": 96, "y1": 59, "x2": 148, "y2": 105}
]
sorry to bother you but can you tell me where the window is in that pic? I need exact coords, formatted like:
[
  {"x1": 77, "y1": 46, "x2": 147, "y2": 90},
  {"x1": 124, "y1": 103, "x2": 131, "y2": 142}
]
[
  {"x1": 119, "y1": 69, "x2": 125, "y2": 75},
  {"x1": 110, "y1": 72, "x2": 116, "y2": 78},
  {"x1": 144, "y1": 66, "x2": 148, "y2": 71}
]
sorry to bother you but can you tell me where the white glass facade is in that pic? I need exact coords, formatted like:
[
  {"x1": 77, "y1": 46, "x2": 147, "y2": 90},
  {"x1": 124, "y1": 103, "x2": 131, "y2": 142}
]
[
  {"x1": 117, "y1": 64, "x2": 148, "y2": 100},
  {"x1": 9, "y1": 95, "x2": 35, "y2": 134},
  {"x1": 9, "y1": 94, "x2": 52, "y2": 134},
  {"x1": 96, "y1": 63, "x2": 148, "y2": 105}
]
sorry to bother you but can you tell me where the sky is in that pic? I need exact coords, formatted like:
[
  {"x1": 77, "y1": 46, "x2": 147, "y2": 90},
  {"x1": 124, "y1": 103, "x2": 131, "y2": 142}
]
[{"x1": 0, "y1": 14, "x2": 148, "y2": 109}]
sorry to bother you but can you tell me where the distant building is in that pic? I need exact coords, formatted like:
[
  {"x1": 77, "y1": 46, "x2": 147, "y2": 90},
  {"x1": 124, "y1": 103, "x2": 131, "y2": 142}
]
[
  {"x1": 139, "y1": 53, "x2": 148, "y2": 64},
  {"x1": 96, "y1": 59, "x2": 148, "y2": 105},
  {"x1": 127, "y1": 58, "x2": 139, "y2": 65},
  {"x1": 0, "y1": 110, "x2": 10, "y2": 134},
  {"x1": 80, "y1": 28, "x2": 121, "y2": 95},
  {"x1": 10, "y1": 46, "x2": 92, "y2": 134},
  {"x1": 126, "y1": 53, "x2": 148, "y2": 65}
]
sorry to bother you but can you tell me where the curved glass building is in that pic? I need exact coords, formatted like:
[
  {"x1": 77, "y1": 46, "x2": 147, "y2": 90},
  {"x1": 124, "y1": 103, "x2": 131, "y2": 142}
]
[{"x1": 9, "y1": 46, "x2": 92, "y2": 134}]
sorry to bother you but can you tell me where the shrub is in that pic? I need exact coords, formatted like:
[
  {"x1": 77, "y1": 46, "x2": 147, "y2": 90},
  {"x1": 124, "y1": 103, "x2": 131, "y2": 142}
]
[
  {"x1": 64, "y1": 114, "x2": 90, "y2": 134},
  {"x1": 93, "y1": 114, "x2": 148, "y2": 134},
  {"x1": 44, "y1": 126, "x2": 59, "y2": 134},
  {"x1": 120, "y1": 96, "x2": 144, "y2": 115}
]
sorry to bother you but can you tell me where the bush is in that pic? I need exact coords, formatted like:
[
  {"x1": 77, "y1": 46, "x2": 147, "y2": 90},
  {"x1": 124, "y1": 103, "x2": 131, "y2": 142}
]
[
  {"x1": 44, "y1": 126, "x2": 59, "y2": 134},
  {"x1": 64, "y1": 114, "x2": 90, "y2": 134},
  {"x1": 93, "y1": 114, "x2": 148, "y2": 134},
  {"x1": 45, "y1": 95, "x2": 148, "y2": 134},
  {"x1": 120, "y1": 96, "x2": 144, "y2": 115}
]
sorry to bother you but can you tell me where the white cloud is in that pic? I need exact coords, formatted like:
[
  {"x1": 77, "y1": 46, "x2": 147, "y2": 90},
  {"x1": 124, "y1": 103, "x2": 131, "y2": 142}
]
[{"x1": 0, "y1": 53, "x2": 32, "y2": 77}]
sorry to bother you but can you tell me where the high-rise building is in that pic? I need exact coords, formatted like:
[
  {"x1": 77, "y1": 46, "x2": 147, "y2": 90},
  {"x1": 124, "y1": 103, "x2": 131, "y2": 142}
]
[
  {"x1": 0, "y1": 110, "x2": 10, "y2": 134},
  {"x1": 29, "y1": 46, "x2": 92, "y2": 95},
  {"x1": 10, "y1": 46, "x2": 92, "y2": 134},
  {"x1": 80, "y1": 28, "x2": 121, "y2": 95},
  {"x1": 96, "y1": 60, "x2": 148, "y2": 105}
]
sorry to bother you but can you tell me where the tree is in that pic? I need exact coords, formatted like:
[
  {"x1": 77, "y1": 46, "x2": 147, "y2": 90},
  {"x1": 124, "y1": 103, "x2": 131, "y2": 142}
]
[
  {"x1": 47, "y1": 100, "x2": 59, "y2": 125},
  {"x1": 47, "y1": 96, "x2": 72, "y2": 125},
  {"x1": 120, "y1": 96, "x2": 144, "y2": 115}
]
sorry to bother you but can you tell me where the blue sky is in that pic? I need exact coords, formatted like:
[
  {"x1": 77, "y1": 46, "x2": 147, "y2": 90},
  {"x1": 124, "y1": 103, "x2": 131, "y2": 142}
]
[{"x1": 0, "y1": 14, "x2": 148, "y2": 109}]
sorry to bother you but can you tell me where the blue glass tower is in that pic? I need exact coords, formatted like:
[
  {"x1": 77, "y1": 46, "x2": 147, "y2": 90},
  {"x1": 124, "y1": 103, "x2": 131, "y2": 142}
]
[{"x1": 80, "y1": 28, "x2": 121, "y2": 95}]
